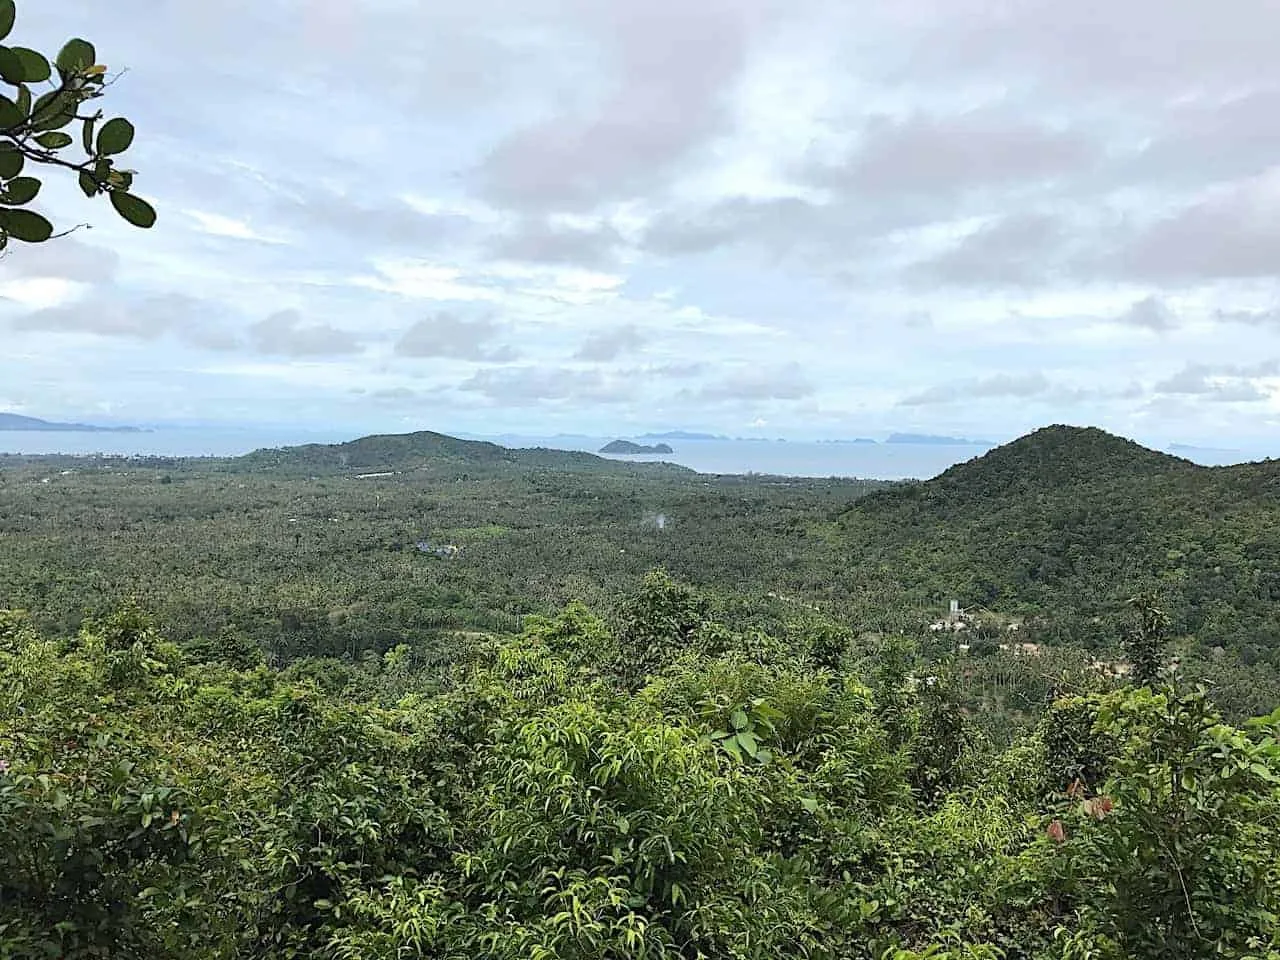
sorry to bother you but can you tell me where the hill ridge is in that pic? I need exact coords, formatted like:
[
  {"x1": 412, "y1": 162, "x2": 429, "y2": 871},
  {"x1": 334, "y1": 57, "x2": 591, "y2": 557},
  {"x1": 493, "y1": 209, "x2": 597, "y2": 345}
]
[
  {"x1": 838, "y1": 424, "x2": 1280, "y2": 651},
  {"x1": 237, "y1": 428, "x2": 691, "y2": 476}
]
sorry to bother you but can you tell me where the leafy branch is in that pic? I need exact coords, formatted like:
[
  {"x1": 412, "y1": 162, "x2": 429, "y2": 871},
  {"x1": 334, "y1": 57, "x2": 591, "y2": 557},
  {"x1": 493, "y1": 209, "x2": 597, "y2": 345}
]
[{"x1": 0, "y1": 0, "x2": 155, "y2": 250}]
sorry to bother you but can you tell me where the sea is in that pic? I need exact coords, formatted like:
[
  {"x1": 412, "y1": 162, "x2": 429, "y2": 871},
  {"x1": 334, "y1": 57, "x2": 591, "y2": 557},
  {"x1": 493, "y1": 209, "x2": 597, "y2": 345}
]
[{"x1": 0, "y1": 428, "x2": 1259, "y2": 481}]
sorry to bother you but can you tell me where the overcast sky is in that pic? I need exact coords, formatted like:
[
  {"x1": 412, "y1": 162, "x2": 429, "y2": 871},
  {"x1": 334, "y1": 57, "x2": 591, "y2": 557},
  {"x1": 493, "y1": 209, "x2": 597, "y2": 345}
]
[{"x1": 3, "y1": 0, "x2": 1280, "y2": 448}]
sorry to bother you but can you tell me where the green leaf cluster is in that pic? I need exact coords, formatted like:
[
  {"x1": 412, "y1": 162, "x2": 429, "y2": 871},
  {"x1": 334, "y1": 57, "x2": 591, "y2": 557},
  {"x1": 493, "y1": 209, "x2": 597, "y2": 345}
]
[{"x1": 0, "y1": 0, "x2": 155, "y2": 248}]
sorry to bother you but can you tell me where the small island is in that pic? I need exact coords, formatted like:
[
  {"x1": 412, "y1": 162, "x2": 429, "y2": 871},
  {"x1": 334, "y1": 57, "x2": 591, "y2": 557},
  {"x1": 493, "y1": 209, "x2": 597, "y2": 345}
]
[
  {"x1": 600, "y1": 439, "x2": 675, "y2": 455},
  {"x1": 0, "y1": 412, "x2": 143, "y2": 433},
  {"x1": 886, "y1": 432, "x2": 988, "y2": 446}
]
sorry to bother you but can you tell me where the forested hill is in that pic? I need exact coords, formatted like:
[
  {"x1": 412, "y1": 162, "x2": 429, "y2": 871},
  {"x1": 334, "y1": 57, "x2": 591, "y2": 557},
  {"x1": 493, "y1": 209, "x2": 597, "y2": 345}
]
[
  {"x1": 839, "y1": 425, "x2": 1280, "y2": 659},
  {"x1": 237, "y1": 430, "x2": 692, "y2": 476}
]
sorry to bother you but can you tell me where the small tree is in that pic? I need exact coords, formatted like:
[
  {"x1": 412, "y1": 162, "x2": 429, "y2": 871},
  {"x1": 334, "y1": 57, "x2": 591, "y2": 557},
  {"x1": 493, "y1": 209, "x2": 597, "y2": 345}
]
[
  {"x1": 0, "y1": 0, "x2": 155, "y2": 250},
  {"x1": 1123, "y1": 593, "x2": 1169, "y2": 687}
]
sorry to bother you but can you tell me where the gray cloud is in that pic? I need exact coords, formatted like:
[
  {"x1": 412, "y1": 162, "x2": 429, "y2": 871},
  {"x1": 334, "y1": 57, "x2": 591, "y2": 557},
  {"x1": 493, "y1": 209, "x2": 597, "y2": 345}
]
[
  {"x1": 472, "y1": 0, "x2": 772, "y2": 210},
  {"x1": 814, "y1": 111, "x2": 1094, "y2": 200},
  {"x1": 890, "y1": 0, "x2": 1280, "y2": 98},
  {"x1": 1152, "y1": 362, "x2": 1274, "y2": 403},
  {"x1": 0, "y1": 239, "x2": 120, "y2": 284},
  {"x1": 909, "y1": 212, "x2": 1063, "y2": 287},
  {"x1": 1216, "y1": 307, "x2": 1280, "y2": 328},
  {"x1": 248, "y1": 310, "x2": 362, "y2": 357},
  {"x1": 643, "y1": 197, "x2": 823, "y2": 258},
  {"x1": 275, "y1": 189, "x2": 475, "y2": 251},
  {"x1": 1114, "y1": 297, "x2": 1178, "y2": 333},
  {"x1": 459, "y1": 366, "x2": 632, "y2": 406},
  {"x1": 899, "y1": 372, "x2": 1053, "y2": 407},
  {"x1": 395, "y1": 313, "x2": 518, "y2": 361},
  {"x1": 488, "y1": 217, "x2": 624, "y2": 266},
  {"x1": 573, "y1": 325, "x2": 647, "y2": 361},
  {"x1": 687, "y1": 363, "x2": 814, "y2": 403},
  {"x1": 12, "y1": 294, "x2": 237, "y2": 349},
  {"x1": 640, "y1": 361, "x2": 708, "y2": 379},
  {"x1": 1110, "y1": 172, "x2": 1280, "y2": 282}
]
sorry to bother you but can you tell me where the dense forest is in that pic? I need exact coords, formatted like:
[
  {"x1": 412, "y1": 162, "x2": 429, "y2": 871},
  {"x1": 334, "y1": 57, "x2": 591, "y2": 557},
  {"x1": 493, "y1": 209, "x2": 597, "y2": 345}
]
[{"x1": 3, "y1": 425, "x2": 1280, "y2": 958}]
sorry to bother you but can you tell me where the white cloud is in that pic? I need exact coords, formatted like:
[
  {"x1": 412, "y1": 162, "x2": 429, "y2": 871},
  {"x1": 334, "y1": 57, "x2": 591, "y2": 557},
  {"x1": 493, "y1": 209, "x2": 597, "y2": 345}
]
[
  {"x1": 0, "y1": 278, "x2": 86, "y2": 311},
  {"x1": 184, "y1": 210, "x2": 286, "y2": 244}
]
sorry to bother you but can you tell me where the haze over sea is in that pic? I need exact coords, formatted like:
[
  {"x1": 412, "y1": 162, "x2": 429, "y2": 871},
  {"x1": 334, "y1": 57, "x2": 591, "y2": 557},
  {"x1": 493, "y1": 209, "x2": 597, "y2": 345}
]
[{"x1": 0, "y1": 427, "x2": 1260, "y2": 480}]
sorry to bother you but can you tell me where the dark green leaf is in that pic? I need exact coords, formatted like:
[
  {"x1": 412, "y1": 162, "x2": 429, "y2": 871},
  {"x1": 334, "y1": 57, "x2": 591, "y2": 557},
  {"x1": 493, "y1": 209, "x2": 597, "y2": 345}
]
[
  {"x1": 0, "y1": 145, "x2": 22, "y2": 179},
  {"x1": 0, "y1": 45, "x2": 21, "y2": 85},
  {"x1": 0, "y1": 175, "x2": 39, "y2": 204},
  {"x1": 15, "y1": 81, "x2": 29, "y2": 117},
  {"x1": 78, "y1": 170, "x2": 97, "y2": 197},
  {"x1": 55, "y1": 38, "x2": 96, "y2": 74},
  {"x1": 0, "y1": 208, "x2": 54, "y2": 242},
  {"x1": 0, "y1": 2, "x2": 14, "y2": 44},
  {"x1": 730, "y1": 709, "x2": 749, "y2": 731},
  {"x1": 109, "y1": 190, "x2": 156, "y2": 229},
  {"x1": 31, "y1": 90, "x2": 76, "y2": 131},
  {"x1": 10, "y1": 47, "x2": 51, "y2": 83},
  {"x1": 35, "y1": 131, "x2": 72, "y2": 150},
  {"x1": 97, "y1": 117, "x2": 134, "y2": 156},
  {"x1": 82, "y1": 114, "x2": 98, "y2": 154},
  {"x1": 0, "y1": 92, "x2": 22, "y2": 129}
]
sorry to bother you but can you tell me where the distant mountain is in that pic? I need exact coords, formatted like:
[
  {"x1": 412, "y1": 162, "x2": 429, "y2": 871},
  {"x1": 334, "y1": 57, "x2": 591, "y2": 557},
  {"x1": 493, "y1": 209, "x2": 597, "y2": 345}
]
[
  {"x1": 639, "y1": 431, "x2": 727, "y2": 441},
  {"x1": 819, "y1": 438, "x2": 879, "y2": 445},
  {"x1": 0, "y1": 413, "x2": 142, "y2": 433},
  {"x1": 885, "y1": 432, "x2": 990, "y2": 446},
  {"x1": 838, "y1": 425, "x2": 1280, "y2": 655},
  {"x1": 238, "y1": 430, "x2": 691, "y2": 476},
  {"x1": 600, "y1": 440, "x2": 674, "y2": 455}
]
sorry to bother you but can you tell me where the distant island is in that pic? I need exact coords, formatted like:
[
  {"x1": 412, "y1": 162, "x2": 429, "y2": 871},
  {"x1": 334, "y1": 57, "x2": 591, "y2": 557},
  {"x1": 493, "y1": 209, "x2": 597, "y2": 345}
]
[
  {"x1": 0, "y1": 413, "x2": 143, "y2": 433},
  {"x1": 886, "y1": 432, "x2": 989, "y2": 446},
  {"x1": 600, "y1": 440, "x2": 675, "y2": 455},
  {"x1": 639, "y1": 431, "x2": 726, "y2": 441}
]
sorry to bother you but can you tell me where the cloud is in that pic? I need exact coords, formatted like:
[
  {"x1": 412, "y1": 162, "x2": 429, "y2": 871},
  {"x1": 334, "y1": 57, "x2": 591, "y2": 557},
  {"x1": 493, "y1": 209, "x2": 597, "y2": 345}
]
[
  {"x1": 12, "y1": 293, "x2": 238, "y2": 349},
  {"x1": 909, "y1": 212, "x2": 1064, "y2": 287},
  {"x1": 184, "y1": 209, "x2": 285, "y2": 243},
  {"x1": 1216, "y1": 307, "x2": 1280, "y2": 328},
  {"x1": 395, "y1": 313, "x2": 519, "y2": 361},
  {"x1": 688, "y1": 363, "x2": 814, "y2": 402},
  {"x1": 248, "y1": 310, "x2": 362, "y2": 357},
  {"x1": 813, "y1": 110, "x2": 1094, "y2": 200},
  {"x1": 1113, "y1": 297, "x2": 1178, "y2": 333},
  {"x1": 899, "y1": 372, "x2": 1053, "y2": 407},
  {"x1": 642, "y1": 197, "x2": 822, "y2": 257},
  {"x1": 1112, "y1": 168, "x2": 1280, "y2": 282},
  {"x1": 573, "y1": 324, "x2": 647, "y2": 361},
  {"x1": 459, "y1": 366, "x2": 632, "y2": 406},
  {"x1": 488, "y1": 217, "x2": 625, "y2": 267},
  {"x1": 472, "y1": 0, "x2": 769, "y2": 211},
  {"x1": 0, "y1": 239, "x2": 119, "y2": 283},
  {"x1": 364, "y1": 387, "x2": 425, "y2": 404},
  {"x1": 275, "y1": 189, "x2": 477, "y2": 251},
  {"x1": 1153, "y1": 360, "x2": 1278, "y2": 403}
]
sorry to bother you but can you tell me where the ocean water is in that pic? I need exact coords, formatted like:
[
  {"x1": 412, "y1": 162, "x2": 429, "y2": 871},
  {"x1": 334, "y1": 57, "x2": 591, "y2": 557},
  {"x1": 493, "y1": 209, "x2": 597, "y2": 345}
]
[
  {"x1": 0, "y1": 428, "x2": 1260, "y2": 481},
  {"x1": 0, "y1": 428, "x2": 355, "y2": 459},
  {"x1": 499, "y1": 435, "x2": 996, "y2": 480}
]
